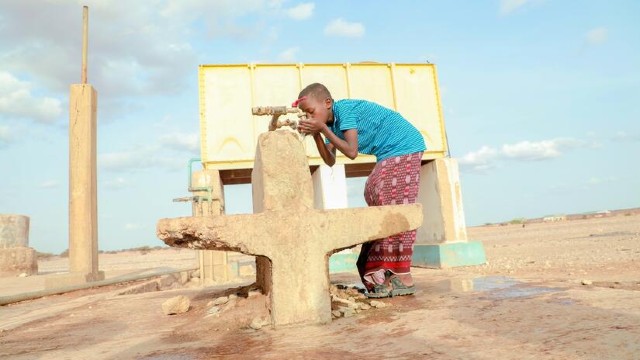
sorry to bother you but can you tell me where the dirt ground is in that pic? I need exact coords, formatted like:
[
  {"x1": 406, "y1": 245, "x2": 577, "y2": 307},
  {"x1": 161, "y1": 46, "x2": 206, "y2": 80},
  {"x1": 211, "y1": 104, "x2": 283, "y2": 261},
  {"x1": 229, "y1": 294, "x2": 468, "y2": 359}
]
[{"x1": 1, "y1": 213, "x2": 639, "y2": 359}]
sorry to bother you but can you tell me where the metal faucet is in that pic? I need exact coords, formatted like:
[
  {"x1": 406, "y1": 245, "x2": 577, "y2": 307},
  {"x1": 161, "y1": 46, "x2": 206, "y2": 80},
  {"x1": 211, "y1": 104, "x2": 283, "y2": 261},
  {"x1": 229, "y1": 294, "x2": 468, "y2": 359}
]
[{"x1": 252, "y1": 106, "x2": 307, "y2": 131}]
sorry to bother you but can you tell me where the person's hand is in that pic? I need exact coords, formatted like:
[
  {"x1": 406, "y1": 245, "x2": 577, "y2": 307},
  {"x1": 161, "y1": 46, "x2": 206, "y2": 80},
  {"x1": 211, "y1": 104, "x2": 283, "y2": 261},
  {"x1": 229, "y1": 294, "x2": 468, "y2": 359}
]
[{"x1": 298, "y1": 117, "x2": 324, "y2": 134}]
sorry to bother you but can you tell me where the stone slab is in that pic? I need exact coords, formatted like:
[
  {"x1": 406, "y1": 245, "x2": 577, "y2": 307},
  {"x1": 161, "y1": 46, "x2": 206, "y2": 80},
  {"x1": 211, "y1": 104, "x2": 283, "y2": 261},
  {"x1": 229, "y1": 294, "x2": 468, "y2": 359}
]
[{"x1": 44, "y1": 270, "x2": 105, "y2": 289}]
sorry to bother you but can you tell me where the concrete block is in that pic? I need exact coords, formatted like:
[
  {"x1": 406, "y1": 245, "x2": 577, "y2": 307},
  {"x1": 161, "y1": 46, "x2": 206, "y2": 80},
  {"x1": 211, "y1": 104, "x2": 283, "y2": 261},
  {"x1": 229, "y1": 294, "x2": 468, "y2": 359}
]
[
  {"x1": 412, "y1": 241, "x2": 486, "y2": 268},
  {"x1": 329, "y1": 253, "x2": 358, "y2": 273},
  {"x1": 0, "y1": 247, "x2": 38, "y2": 277},
  {"x1": 0, "y1": 215, "x2": 30, "y2": 248}
]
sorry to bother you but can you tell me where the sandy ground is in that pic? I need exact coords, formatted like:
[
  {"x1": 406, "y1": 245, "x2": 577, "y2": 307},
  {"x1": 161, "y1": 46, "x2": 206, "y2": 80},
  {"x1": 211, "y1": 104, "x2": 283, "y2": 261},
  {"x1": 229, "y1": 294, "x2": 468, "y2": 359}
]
[{"x1": 0, "y1": 213, "x2": 638, "y2": 359}]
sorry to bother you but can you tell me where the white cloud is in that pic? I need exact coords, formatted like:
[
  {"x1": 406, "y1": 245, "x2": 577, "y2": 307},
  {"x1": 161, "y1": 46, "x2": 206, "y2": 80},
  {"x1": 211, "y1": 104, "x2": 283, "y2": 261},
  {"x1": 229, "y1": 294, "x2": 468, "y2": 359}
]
[
  {"x1": 100, "y1": 151, "x2": 150, "y2": 171},
  {"x1": 459, "y1": 137, "x2": 592, "y2": 173},
  {"x1": 0, "y1": 1, "x2": 277, "y2": 102},
  {"x1": 586, "y1": 176, "x2": 617, "y2": 185},
  {"x1": 159, "y1": 132, "x2": 200, "y2": 153},
  {"x1": 586, "y1": 27, "x2": 608, "y2": 45},
  {"x1": 0, "y1": 125, "x2": 11, "y2": 146},
  {"x1": 99, "y1": 148, "x2": 185, "y2": 172},
  {"x1": 103, "y1": 177, "x2": 128, "y2": 190},
  {"x1": 38, "y1": 180, "x2": 59, "y2": 189},
  {"x1": 124, "y1": 223, "x2": 143, "y2": 230},
  {"x1": 286, "y1": 3, "x2": 314, "y2": 20},
  {"x1": 278, "y1": 47, "x2": 300, "y2": 62},
  {"x1": 499, "y1": 0, "x2": 531, "y2": 15},
  {"x1": 612, "y1": 131, "x2": 640, "y2": 142},
  {"x1": 501, "y1": 140, "x2": 561, "y2": 160},
  {"x1": 501, "y1": 138, "x2": 586, "y2": 161},
  {"x1": 324, "y1": 18, "x2": 365, "y2": 38},
  {"x1": 0, "y1": 72, "x2": 63, "y2": 123},
  {"x1": 458, "y1": 146, "x2": 499, "y2": 172}
]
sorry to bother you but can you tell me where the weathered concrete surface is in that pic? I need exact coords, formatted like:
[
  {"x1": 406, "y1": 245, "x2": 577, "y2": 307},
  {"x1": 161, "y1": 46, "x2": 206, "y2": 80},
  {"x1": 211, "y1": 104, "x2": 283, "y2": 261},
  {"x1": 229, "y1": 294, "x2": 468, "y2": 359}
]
[
  {"x1": 0, "y1": 247, "x2": 38, "y2": 277},
  {"x1": 158, "y1": 130, "x2": 423, "y2": 327},
  {"x1": 0, "y1": 215, "x2": 37, "y2": 277},
  {"x1": 413, "y1": 158, "x2": 486, "y2": 268},
  {"x1": 67, "y1": 84, "x2": 103, "y2": 284}
]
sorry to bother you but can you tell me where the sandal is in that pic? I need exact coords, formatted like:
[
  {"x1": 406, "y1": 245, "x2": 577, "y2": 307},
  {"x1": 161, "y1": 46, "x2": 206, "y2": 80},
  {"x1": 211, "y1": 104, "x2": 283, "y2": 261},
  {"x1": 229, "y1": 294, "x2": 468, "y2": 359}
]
[
  {"x1": 365, "y1": 283, "x2": 391, "y2": 298},
  {"x1": 388, "y1": 275, "x2": 416, "y2": 296}
]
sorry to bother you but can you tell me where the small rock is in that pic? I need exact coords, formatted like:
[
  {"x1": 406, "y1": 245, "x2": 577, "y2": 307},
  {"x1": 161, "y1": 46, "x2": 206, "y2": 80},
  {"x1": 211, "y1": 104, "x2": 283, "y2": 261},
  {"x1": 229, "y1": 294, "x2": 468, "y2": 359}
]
[
  {"x1": 359, "y1": 303, "x2": 371, "y2": 311},
  {"x1": 221, "y1": 297, "x2": 237, "y2": 312},
  {"x1": 212, "y1": 296, "x2": 229, "y2": 306},
  {"x1": 18, "y1": 273, "x2": 28, "y2": 278},
  {"x1": 250, "y1": 317, "x2": 267, "y2": 330},
  {"x1": 369, "y1": 300, "x2": 387, "y2": 308},
  {"x1": 206, "y1": 306, "x2": 220, "y2": 316},
  {"x1": 340, "y1": 307, "x2": 355, "y2": 318},
  {"x1": 581, "y1": 280, "x2": 593, "y2": 285},
  {"x1": 162, "y1": 295, "x2": 190, "y2": 315},
  {"x1": 332, "y1": 310, "x2": 342, "y2": 318},
  {"x1": 247, "y1": 290, "x2": 262, "y2": 298},
  {"x1": 228, "y1": 294, "x2": 238, "y2": 300}
]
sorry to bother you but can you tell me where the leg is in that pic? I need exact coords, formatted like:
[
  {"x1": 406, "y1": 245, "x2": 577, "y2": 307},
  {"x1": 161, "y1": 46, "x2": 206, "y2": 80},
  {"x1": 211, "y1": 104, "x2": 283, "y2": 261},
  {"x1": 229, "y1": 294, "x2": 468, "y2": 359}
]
[{"x1": 360, "y1": 152, "x2": 423, "y2": 295}]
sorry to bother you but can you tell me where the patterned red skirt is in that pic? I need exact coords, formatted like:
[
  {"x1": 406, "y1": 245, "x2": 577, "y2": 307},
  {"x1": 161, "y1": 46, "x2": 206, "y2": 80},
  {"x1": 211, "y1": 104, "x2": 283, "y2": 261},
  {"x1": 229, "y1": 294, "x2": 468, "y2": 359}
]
[{"x1": 357, "y1": 152, "x2": 423, "y2": 286}]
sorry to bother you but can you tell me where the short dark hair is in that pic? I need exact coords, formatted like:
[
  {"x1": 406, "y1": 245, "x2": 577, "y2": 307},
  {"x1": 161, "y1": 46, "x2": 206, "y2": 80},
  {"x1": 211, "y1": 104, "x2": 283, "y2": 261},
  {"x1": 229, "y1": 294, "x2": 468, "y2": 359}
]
[{"x1": 298, "y1": 83, "x2": 333, "y2": 102}]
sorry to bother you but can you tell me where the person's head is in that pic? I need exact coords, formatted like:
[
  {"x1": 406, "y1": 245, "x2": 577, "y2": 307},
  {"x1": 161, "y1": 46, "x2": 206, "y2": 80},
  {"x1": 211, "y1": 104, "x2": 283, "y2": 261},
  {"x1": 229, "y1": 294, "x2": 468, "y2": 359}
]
[{"x1": 295, "y1": 83, "x2": 334, "y2": 124}]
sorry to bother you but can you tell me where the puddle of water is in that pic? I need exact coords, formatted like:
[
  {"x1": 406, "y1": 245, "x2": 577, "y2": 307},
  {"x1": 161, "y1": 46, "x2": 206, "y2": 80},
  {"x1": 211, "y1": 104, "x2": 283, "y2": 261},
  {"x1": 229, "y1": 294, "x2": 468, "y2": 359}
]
[
  {"x1": 472, "y1": 276, "x2": 519, "y2": 291},
  {"x1": 442, "y1": 276, "x2": 560, "y2": 300}
]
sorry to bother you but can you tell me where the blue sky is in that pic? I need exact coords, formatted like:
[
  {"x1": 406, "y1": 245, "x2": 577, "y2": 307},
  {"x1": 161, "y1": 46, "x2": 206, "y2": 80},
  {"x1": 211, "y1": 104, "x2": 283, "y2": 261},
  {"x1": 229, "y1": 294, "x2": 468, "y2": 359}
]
[{"x1": 1, "y1": 0, "x2": 638, "y2": 254}]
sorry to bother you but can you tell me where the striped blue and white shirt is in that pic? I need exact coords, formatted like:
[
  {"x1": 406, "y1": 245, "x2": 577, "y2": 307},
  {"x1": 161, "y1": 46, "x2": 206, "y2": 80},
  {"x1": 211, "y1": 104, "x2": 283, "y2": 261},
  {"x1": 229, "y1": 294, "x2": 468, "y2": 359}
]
[{"x1": 326, "y1": 99, "x2": 427, "y2": 161}]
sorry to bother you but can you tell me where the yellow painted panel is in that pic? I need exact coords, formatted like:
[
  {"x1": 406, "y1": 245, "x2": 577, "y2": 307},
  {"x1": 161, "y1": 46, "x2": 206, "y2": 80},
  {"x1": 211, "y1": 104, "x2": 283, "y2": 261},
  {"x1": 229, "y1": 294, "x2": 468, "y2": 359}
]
[
  {"x1": 198, "y1": 63, "x2": 448, "y2": 170},
  {"x1": 348, "y1": 64, "x2": 395, "y2": 109}
]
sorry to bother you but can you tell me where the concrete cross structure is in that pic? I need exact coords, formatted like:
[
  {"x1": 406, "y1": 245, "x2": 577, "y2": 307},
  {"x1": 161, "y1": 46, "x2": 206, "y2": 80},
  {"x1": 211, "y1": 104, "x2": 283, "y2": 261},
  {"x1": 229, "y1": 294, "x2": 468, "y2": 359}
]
[{"x1": 157, "y1": 130, "x2": 423, "y2": 327}]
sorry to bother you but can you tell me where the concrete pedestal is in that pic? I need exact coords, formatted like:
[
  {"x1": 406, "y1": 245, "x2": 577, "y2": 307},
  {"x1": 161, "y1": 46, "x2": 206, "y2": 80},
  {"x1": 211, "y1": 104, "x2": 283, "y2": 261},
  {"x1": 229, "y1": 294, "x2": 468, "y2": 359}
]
[
  {"x1": 311, "y1": 164, "x2": 357, "y2": 273},
  {"x1": 0, "y1": 215, "x2": 38, "y2": 277},
  {"x1": 413, "y1": 158, "x2": 485, "y2": 268}
]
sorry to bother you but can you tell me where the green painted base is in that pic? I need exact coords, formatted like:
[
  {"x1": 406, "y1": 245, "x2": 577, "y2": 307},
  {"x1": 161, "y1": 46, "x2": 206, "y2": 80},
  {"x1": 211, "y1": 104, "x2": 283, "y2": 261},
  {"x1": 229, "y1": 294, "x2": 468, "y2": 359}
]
[
  {"x1": 412, "y1": 241, "x2": 486, "y2": 268},
  {"x1": 329, "y1": 253, "x2": 359, "y2": 273}
]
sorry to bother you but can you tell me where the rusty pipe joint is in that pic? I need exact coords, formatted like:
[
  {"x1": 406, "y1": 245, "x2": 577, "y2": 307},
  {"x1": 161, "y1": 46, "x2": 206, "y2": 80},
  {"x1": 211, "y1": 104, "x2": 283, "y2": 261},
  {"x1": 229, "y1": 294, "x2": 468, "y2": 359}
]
[{"x1": 252, "y1": 106, "x2": 307, "y2": 131}]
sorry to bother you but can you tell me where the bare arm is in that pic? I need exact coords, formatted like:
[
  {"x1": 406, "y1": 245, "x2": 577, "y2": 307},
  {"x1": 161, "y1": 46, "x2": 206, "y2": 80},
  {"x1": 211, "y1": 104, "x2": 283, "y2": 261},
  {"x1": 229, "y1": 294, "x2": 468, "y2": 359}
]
[
  {"x1": 299, "y1": 114, "x2": 359, "y2": 164},
  {"x1": 313, "y1": 133, "x2": 336, "y2": 166},
  {"x1": 320, "y1": 126, "x2": 358, "y2": 160}
]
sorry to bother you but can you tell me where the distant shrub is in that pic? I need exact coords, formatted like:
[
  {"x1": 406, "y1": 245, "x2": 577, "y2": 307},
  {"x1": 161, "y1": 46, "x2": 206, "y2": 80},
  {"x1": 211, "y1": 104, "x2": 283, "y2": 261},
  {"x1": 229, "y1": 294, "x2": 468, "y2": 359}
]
[
  {"x1": 59, "y1": 249, "x2": 69, "y2": 258},
  {"x1": 137, "y1": 246, "x2": 152, "y2": 255},
  {"x1": 36, "y1": 251, "x2": 55, "y2": 260},
  {"x1": 509, "y1": 218, "x2": 525, "y2": 225}
]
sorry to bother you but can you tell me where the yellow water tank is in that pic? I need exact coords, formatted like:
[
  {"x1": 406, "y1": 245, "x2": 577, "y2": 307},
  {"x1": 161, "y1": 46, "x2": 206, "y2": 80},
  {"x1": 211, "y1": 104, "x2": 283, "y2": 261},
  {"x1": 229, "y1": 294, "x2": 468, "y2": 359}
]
[{"x1": 198, "y1": 63, "x2": 449, "y2": 183}]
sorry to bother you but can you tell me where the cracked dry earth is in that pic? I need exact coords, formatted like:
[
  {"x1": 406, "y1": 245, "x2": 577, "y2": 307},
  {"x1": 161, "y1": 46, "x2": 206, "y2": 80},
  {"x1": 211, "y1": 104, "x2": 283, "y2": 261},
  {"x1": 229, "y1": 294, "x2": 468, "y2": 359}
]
[{"x1": 1, "y1": 213, "x2": 639, "y2": 359}]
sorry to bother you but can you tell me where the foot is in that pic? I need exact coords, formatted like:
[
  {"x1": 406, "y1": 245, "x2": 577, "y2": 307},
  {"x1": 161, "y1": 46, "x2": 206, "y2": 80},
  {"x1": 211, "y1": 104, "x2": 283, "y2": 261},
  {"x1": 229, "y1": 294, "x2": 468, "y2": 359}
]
[{"x1": 388, "y1": 275, "x2": 416, "y2": 296}]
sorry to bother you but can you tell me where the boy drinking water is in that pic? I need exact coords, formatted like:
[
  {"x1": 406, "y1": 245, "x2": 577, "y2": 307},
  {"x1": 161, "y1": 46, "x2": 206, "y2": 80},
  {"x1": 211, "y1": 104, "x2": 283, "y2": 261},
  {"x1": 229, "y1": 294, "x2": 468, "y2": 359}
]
[{"x1": 294, "y1": 83, "x2": 426, "y2": 298}]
